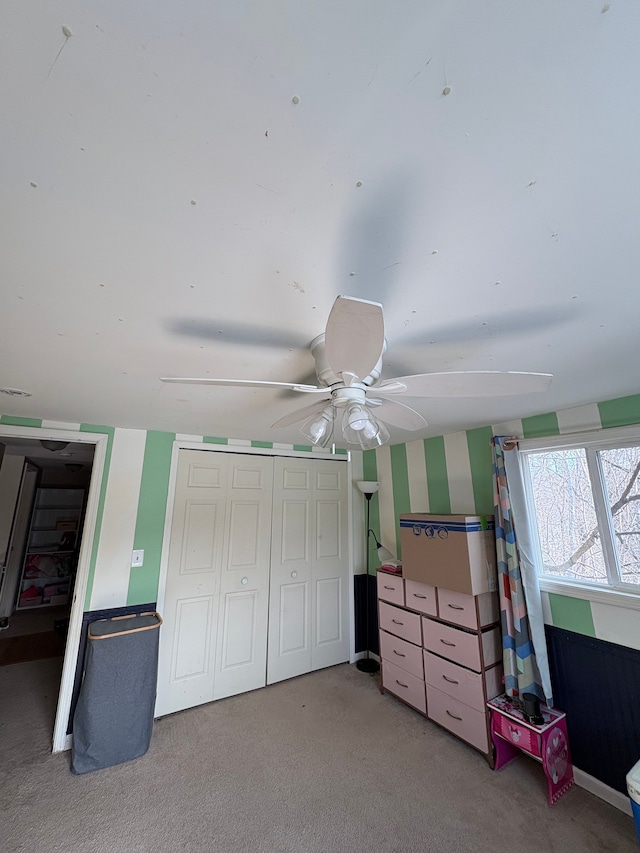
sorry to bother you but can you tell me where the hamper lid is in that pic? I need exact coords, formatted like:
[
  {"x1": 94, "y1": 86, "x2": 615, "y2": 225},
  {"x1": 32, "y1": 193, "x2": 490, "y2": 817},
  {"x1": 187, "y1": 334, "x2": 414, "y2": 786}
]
[{"x1": 88, "y1": 612, "x2": 162, "y2": 639}]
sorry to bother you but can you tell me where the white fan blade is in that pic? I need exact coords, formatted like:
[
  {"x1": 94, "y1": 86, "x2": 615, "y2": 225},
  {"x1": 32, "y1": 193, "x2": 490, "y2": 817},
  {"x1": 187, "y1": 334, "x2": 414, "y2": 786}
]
[
  {"x1": 160, "y1": 377, "x2": 323, "y2": 392},
  {"x1": 271, "y1": 399, "x2": 331, "y2": 429},
  {"x1": 324, "y1": 296, "x2": 385, "y2": 382},
  {"x1": 372, "y1": 398, "x2": 428, "y2": 431},
  {"x1": 375, "y1": 371, "x2": 553, "y2": 398}
]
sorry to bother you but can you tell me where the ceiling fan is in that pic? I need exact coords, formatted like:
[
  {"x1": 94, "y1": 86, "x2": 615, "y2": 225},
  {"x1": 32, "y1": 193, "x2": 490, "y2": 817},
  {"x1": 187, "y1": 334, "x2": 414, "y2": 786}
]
[{"x1": 160, "y1": 295, "x2": 552, "y2": 449}]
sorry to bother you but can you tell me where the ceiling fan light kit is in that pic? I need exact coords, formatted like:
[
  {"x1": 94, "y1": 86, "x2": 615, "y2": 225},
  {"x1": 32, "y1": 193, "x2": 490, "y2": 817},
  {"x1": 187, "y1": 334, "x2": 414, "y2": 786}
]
[
  {"x1": 300, "y1": 406, "x2": 335, "y2": 448},
  {"x1": 343, "y1": 403, "x2": 390, "y2": 450},
  {"x1": 161, "y1": 295, "x2": 553, "y2": 449}
]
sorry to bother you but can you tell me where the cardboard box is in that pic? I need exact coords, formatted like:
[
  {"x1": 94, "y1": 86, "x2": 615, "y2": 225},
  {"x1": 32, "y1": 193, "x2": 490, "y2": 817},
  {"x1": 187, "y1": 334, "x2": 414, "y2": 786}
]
[{"x1": 400, "y1": 514, "x2": 497, "y2": 596}]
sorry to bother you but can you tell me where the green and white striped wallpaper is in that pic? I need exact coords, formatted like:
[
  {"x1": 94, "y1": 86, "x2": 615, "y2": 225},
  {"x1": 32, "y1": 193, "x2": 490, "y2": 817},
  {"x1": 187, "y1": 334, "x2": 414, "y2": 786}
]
[
  {"x1": 362, "y1": 393, "x2": 640, "y2": 650},
  {"x1": 0, "y1": 415, "x2": 346, "y2": 613},
  {"x1": 3, "y1": 392, "x2": 639, "y2": 649}
]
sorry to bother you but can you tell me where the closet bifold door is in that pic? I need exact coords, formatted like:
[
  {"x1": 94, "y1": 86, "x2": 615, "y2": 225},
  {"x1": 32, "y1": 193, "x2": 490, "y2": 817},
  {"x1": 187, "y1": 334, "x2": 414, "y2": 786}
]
[
  {"x1": 267, "y1": 457, "x2": 349, "y2": 685},
  {"x1": 156, "y1": 449, "x2": 227, "y2": 718},
  {"x1": 156, "y1": 451, "x2": 274, "y2": 718},
  {"x1": 212, "y1": 453, "x2": 274, "y2": 701}
]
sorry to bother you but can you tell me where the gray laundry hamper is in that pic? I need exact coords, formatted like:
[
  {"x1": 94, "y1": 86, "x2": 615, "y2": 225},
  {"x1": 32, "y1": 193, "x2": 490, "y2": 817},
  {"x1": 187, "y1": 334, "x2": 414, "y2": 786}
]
[{"x1": 71, "y1": 611, "x2": 162, "y2": 774}]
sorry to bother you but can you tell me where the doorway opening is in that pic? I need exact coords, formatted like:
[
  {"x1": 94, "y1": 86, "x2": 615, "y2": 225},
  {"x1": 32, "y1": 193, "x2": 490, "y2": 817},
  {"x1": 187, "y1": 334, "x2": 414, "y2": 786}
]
[{"x1": 0, "y1": 429, "x2": 106, "y2": 752}]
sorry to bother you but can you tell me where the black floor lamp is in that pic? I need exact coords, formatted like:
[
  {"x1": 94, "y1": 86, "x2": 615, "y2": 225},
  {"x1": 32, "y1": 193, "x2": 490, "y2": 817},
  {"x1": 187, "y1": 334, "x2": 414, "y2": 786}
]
[{"x1": 356, "y1": 480, "x2": 394, "y2": 674}]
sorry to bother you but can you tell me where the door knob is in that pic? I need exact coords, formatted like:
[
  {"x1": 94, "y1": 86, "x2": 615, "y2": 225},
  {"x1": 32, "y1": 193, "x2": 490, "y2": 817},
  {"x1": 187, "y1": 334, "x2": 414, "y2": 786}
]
[
  {"x1": 241, "y1": 577, "x2": 248, "y2": 585},
  {"x1": 291, "y1": 571, "x2": 297, "y2": 578}
]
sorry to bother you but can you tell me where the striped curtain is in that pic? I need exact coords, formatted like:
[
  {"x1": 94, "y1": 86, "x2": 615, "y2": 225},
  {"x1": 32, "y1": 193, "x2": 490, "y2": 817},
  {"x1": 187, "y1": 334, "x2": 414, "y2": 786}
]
[{"x1": 492, "y1": 436, "x2": 548, "y2": 702}]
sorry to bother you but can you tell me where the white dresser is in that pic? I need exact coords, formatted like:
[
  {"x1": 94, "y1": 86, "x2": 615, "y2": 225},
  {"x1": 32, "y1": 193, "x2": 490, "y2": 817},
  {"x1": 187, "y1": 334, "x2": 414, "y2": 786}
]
[{"x1": 377, "y1": 572, "x2": 503, "y2": 763}]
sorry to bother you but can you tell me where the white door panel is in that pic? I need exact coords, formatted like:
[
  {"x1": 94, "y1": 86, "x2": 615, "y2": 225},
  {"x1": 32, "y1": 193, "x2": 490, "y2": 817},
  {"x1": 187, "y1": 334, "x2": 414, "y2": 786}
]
[
  {"x1": 219, "y1": 591, "x2": 258, "y2": 667},
  {"x1": 281, "y1": 501, "x2": 309, "y2": 562},
  {"x1": 227, "y1": 502, "x2": 261, "y2": 568},
  {"x1": 213, "y1": 455, "x2": 273, "y2": 701},
  {"x1": 311, "y1": 468, "x2": 349, "y2": 672},
  {"x1": 268, "y1": 462, "x2": 312, "y2": 684},
  {"x1": 268, "y1": 457, "x2": 348, "y2": 684},
  {"x1": 156, "y1": 451, "x2": 226, "y2": 717},
  {"x1": 172, "y1": 596, "x2": 214, "y2": 681},
  {"x1": 182, "y1": 502, "x2": 220, "y2": 573},
  {"x1": 282, "y1": 467, "x2": 309, "y2": 490},
  {"x1": 316, "y1": 501, "x2": 341, "y2": 559},
  {"x1": 187, "y1": 462, "x2": 223, "y2": 488},
  {"x1": 316, "y1": 577, "x2": 342, "y2": 646},
  {"x1": 158, "y1": 451, "x2": 273, "y2": 715},
  {"x1": 215, "y1": 589, "x2": 262, "y2": 699},
  {"x1": 279, "y1": 581, "x2": 309, "y2": 655},
  {"x1": 316, "y1": 468, "x2": 341, "y2": 491}
]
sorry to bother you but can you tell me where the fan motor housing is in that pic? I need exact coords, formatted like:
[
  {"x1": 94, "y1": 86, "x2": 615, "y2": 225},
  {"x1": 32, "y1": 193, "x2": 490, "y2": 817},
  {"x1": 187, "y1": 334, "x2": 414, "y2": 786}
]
[{"x1": 310, "y1": 334, "x2": 386, "y2": 389}]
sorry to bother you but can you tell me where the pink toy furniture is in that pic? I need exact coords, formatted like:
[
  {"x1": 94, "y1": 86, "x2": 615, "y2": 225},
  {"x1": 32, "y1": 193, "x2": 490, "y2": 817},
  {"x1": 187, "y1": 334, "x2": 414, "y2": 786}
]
[{"x1": 488, "y1": 694, "x2": 575, "y2": 805}]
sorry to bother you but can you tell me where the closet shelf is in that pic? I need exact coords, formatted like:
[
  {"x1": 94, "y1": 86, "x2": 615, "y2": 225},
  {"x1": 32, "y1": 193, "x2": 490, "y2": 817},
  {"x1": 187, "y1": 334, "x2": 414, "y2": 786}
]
[{"x1": 16, "y1": 487, "x2": 85, "y2": 612}]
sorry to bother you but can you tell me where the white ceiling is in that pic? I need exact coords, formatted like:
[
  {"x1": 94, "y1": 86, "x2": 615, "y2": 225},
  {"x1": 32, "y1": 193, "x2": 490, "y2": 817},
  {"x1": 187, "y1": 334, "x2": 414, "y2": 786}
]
[{"x1": 2, "y1": 1, "x2": 639, "y2": 448}]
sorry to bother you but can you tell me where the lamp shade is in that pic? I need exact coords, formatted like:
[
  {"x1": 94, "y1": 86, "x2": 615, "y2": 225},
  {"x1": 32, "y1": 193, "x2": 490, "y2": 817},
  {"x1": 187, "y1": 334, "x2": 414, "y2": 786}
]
[
  {"x1": 376, "y1": 544, "x2": 395, "y2": 563},
  {"x1": 356, "y1": 481, "x2": 379, "y2": 495}
]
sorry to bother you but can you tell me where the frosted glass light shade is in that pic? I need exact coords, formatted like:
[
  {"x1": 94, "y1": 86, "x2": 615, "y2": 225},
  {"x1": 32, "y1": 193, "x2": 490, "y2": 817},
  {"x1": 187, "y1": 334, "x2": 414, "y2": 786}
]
[
  {"x1": 357, "y1": 480, "x2": 379, "y2": 495},
  {"x1": 300, "y1": 407, "x2": 334, "y2": 448}
]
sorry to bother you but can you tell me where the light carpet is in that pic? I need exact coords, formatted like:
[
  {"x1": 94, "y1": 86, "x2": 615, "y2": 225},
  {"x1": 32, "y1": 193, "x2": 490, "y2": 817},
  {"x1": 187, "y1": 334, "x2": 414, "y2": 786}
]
[{"x1": 0, "y1": 659, "x2": 636, "y2": 853}]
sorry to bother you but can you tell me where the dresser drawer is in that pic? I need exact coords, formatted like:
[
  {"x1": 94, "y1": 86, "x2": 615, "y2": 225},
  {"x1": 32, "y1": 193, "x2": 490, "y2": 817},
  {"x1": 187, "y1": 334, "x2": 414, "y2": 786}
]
[
  {"x1": 424, "y1": 652, "x2": 486, "y2": 711},
  {"x1": 427, "y1": 686, "x2": 489, "y2": 753},
  {"x1": 438, "y1": 588, "x2": 499, "y2": 630},
  {"x1": 377, "y1": 572, "x2": 404, "y2": 606},
  {"x1": 382, "y1": 659, "x2": 426, "y2": 714},
  {"x1": 492, "y1": 712, "x2": 541, "y2": 757},
  {"x1": 422, "y1": 618, "x2": 482, "y2": 671},
  {"x1": 404, "y1": 579, "x2": 437, "y2": 616},
  {"x1": 422, "y1": 618, "x2": 501, "y2": 672},
  {"x1": 380, "y1": 630, "x2": 424, "y2": 679},
  {"x1": 379, "y1": 601, "x2": 422, "y2": 646}
]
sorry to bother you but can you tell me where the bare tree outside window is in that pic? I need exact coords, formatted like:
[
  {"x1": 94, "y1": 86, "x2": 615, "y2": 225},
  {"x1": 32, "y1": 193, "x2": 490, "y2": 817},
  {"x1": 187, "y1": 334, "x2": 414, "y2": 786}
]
[
  {"x1": 525, "y1": 443, "x2": 640, "y2": 588},
  {"x1": 601, "y1": 446, "x2": 640, "y2": 585}
]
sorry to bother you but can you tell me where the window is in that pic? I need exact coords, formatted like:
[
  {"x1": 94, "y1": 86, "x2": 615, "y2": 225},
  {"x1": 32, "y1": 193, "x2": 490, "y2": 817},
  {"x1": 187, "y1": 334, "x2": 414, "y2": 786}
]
[{"x1": 520, "y1": 427, "x2": 640, "y2": 596}]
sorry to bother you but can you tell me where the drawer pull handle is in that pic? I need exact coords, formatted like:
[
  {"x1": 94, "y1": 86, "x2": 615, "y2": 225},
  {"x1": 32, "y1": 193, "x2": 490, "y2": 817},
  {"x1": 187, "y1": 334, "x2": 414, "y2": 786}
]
[
  {"x1": 446, "y1": 709, "x2": 463, "y2": 721},
  {"x1": 442, "y1": 674, "x2": 459, "y2": 684},
  {"x1": 447, "y1": 604, "x2": 465, "y2": 610},
  {"x1": 383, "y1": 585, "x2": 395, "y2": 590},
  {"x1": 412, "y1": 594, "x2": 427, "y2": 599},
  {"x1": 440, "y1": 639, "x2": 456, "y2": 647},
  {"x1": 392, "y1": 619, "x2": 404, "y2": 625},
  {"x1": 393, "y1": 650, "x2": 406, "y2": 657},
  {"x1": 395, "y1": 679, "x2": 409, "y2": 689}
]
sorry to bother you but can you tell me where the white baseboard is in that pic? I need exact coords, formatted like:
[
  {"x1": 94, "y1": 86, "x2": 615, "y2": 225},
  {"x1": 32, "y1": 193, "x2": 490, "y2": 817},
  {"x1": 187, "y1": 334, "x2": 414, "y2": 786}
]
[
  {"x1": 573, "y1": 766, "x2": 632, "y2": 815},
  {"x1": 53, "y1": 733, "x2": 72, "y2": 754}
]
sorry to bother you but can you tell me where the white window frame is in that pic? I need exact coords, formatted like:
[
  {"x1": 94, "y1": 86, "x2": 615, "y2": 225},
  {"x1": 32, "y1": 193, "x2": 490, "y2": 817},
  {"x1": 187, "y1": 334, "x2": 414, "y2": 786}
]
[{"x1": 519, "y1": 424, "x2": 640, "y2": 611}]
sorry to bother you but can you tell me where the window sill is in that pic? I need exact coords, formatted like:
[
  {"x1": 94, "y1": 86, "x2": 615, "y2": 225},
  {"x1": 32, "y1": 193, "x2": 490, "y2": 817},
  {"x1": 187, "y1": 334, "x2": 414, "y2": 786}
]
[{"x1": 539, "y1": 578, "x2": 640, "y2": 611}]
